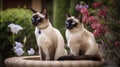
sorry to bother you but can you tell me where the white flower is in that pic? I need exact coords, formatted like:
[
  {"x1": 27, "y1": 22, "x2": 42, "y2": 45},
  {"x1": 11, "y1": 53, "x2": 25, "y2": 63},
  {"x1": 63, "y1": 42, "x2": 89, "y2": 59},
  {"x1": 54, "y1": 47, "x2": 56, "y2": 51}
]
[
  {"x1": 8, "y1": 23, "x2": 23, "y2": 34},
  {"x1": 23, "y1": 36, "x2": 27, "y2": 44},
  {"x1": 27, "y1": 48, "x2": 35, "y2": 55},
  {"x1": 14, "y1": 47, "x2": 24, "y2": 56},
  {"x1": 14, "y1": 41, "x2": 23, "y2": 50}
]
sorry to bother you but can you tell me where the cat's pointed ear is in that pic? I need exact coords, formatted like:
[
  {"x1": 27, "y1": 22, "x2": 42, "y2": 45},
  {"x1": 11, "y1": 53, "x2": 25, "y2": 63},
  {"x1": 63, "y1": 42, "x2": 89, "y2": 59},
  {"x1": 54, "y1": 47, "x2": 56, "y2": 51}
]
[
  {"x1": 41, "y1": 8, "x2": 47, "y2": 14},
  {"x1": 66, "y1": 12, "x2": 71, "y2": 18},
  {"x1": 30, "y1": 8, "x2": 37, "y2": 13},
  {"x1": 77, "y1": 13, "x2": 82, "y2": 23},
  {"x1": 41, "y1": 8, "x2": 48, "y2": 18}
]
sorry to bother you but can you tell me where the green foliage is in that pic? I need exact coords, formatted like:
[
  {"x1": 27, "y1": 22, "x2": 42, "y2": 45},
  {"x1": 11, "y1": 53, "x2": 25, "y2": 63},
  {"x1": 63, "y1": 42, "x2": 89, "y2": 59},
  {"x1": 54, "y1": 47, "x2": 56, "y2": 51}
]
[
  {"x1": 43, "y1": 0, "x2": 53, "y2": 22},
  {"x1": 0, "y1": 8, "x2": 37, "y2": 52},
  {"x1": 53, "y1": 0, "x2": 70, "y2": 41},
  {"x1": 69, "y1": 0, "x2": 80, "y2": 16},
  {"x1": 108, "y1": 22, "x2": 120, "y2": 33}
]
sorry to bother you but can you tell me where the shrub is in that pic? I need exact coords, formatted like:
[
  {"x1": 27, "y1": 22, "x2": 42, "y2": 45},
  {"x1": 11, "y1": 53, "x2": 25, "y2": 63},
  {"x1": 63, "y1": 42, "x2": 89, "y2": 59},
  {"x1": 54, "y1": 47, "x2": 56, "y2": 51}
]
[{"x1": 0, "y1": 8, "x2": 37, "y2": 57}]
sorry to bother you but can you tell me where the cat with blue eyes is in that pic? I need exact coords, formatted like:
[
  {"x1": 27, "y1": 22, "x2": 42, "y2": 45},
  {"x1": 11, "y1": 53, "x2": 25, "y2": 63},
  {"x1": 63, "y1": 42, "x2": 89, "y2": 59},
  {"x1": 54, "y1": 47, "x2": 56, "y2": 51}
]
[
  {"x1": 58, "y1": 13, "x2": 102, "y2": 61},
  {"x1": 31, "y1": 8, "x2": 67, "y2": 60}
]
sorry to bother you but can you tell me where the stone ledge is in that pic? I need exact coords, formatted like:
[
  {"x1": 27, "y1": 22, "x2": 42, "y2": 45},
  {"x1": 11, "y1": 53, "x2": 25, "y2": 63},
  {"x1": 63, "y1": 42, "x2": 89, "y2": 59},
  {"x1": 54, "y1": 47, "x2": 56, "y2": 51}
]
[{"x1": 5, "y1": 55, "x2": 104, "y2": 67}]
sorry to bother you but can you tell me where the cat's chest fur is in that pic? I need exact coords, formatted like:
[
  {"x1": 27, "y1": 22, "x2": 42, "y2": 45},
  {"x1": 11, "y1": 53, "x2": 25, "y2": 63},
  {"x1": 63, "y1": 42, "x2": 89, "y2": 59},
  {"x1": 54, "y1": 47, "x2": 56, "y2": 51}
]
[
  {"x1": 66, "y1": 29, "x2": 84, "y2": 41},
  {"x1": 35, "y1": 24, "x2": 57, "y2": 46},
  {"x1": 66, "y1": 28, "x2": 93, "y2": 47}
]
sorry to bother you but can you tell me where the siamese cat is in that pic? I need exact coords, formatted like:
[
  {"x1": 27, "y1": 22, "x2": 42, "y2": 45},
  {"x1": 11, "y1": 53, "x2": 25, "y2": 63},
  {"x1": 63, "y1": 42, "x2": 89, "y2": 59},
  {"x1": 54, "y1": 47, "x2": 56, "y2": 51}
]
[
  {"x1": 31, "y1": 8, "x2": 67, "y2": 60},
  {"x1": 58, "y1": 13, "x2": 101, "y2": 61}
]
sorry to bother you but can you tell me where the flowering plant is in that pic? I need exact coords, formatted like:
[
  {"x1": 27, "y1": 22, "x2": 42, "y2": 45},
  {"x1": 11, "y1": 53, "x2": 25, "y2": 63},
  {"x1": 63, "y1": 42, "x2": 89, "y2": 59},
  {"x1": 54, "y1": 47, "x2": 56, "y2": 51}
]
[
  {"x1": 8, "y1": 23, "x2": 35, "y2": 56},
  {"x1": 8, "y1": 23, "x2": 23, "y2": 34},
  {"x1": 75, "y1": 1, "x2": 120, "y2": 64}
]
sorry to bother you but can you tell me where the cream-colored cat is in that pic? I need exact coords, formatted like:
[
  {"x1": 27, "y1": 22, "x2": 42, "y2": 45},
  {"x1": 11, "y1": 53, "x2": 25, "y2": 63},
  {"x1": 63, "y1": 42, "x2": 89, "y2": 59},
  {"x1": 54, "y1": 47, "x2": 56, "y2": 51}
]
[
  {"x1": 31, "y1": 8, "x2": 67, "y2": 60},
  {"x1": 58, "y1": 13, "x2": 101, "y2": 60}
]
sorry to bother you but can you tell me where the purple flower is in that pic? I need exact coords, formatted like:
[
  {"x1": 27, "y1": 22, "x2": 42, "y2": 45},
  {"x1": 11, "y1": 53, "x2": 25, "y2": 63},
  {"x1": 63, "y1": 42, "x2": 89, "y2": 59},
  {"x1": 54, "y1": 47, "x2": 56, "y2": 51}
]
[
  {"x1": 76, "y1": 4, "x2": 82, "y2": 11},
  {"x1": 76, "y1": 4, "x2": 89, "y2": 12},
  {"x1": 13, "y1": 41, "x2": 23, "y2": 50},
  {"x1": 14, "y1": 47, "x2": 24, "y2": 56},
  {"x1": 83, "y1": 4, "x2": 89, "y2": 9},
  {"x1": 101, "y1": 45, "x2": 105, "y2": 49},
  {"x1": 13, "y1": 41, "x2": 24, "y2": 56},
  {"x1": 104, "y1": 43, "x2": 108, "y2": 47},
  {"x1": 27, "y1": 48, "x2": 35, "y2": 55}
]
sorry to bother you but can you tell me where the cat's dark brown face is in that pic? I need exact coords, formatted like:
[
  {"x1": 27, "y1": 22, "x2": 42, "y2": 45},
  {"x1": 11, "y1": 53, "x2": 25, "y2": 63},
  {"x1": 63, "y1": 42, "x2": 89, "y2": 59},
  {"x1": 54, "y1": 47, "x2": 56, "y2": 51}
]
[
  {"x1": 65, "y1": 17, "x2": 78, "y2": 29},
  {"x1": 65, "y1": 16, "x2": 82, "y2": 30},
  {"x1": 31, "y1": 8, "x2": 48, "y2": 26},
  {"x1": 65, "y1": 13, "x2": 82, "y2": 30},
  {"x1": 31, "y1": 13, "x2": 44, "y2": 26}
]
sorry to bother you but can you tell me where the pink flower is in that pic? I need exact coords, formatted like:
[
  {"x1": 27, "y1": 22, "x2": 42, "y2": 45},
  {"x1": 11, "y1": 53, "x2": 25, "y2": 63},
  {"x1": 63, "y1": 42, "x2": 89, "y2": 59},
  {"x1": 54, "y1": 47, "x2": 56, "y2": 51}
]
[
  {"x1": 82, "y1": 16, "x2": 88, "y2": 23},
  {"x1": 82, "y1": 16, "x2": 100, "y2": 24},
  {"x1": 99, "y1": 25, "x2": 107, "y2": 34},
  {"x1": 92, "y1": 24, "x2": 107, "y2": 38},
  {"x1": 80, "y1": 8, "x2": 89, "y2": 16},
  {"x1": 114, "y1": 41, "x2": 120, "y2": 47},
  {"x1": 87, "y1": 16, "x2": 99, "y2": 23},
  {"x1": 92, "y1": 1, "x2": 102, "y2": 8},
  {"x1": 93, "y1": 30, "x2": 101, "y2": 38},
  {"x1": 98, "y1": 7, "x2": 108, "y2": 17},
  {"x1": 91, "y1": 23, "x2": 101, "y2": 29}
]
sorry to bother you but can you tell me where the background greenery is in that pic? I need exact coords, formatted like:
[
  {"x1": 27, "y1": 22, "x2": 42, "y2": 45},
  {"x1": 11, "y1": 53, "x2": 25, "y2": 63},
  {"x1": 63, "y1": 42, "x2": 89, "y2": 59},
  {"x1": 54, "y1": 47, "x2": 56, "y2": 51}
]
[
  {"x1": 0, "y1": 8, "x2": 37, "y2": 67},
  {"x1": 53, "y1": 0, "x2": 70, "y2": 41}
]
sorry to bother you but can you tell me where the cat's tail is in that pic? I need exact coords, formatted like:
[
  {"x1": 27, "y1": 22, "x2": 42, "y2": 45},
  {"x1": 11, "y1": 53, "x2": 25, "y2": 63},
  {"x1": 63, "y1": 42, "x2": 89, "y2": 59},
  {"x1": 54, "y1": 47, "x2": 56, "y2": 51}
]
[{"x1": 57, "y1": 54, "x2": 102, "y2": 61}]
